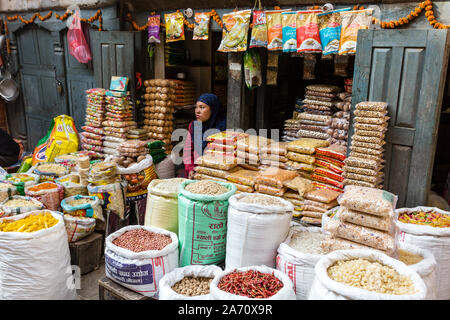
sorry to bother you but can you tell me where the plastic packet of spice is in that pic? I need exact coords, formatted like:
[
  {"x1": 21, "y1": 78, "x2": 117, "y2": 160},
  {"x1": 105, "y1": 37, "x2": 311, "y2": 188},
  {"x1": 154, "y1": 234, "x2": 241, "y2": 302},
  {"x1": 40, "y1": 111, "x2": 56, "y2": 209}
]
[
  {"x1": 352, "y1": 135, "x2": 385, "y2": 145},
  {"x1": 354, "y1": 116, "x2": 390, "y2": 126},
  {"x1": 349, "y1": 152, "x2": 384, "y2": 162},
  {"x1": 350, "y1": 146, "x2": 384, "y2": 157},
  {"x1": 320, "y1": 235, "x2": 369, "y2": 253},
  {"x1": 165, "y1": 12, "x2": 185, "y2": 43},
  {"x1": 343, "y1": 178, "x2": 378, "y2": 188},
  {"x1": 338, "y1": 9, "x2": 373, "y2": 55},
  {"x1": 282, "y1": 11, "x2": 297, "y2": 53},
  {"x1": 354, "y1": 109, "x2": 388, "y2": 118},
  {"x1": 342, "y1": 171, "x2": 383, "y2": 184},
  {"x1": 286, "y1": 152, "x2": 316, "y2": 165},
  {"x1": 226, "y1": 168, "x2": 259, "y2": 187},
  {"x1": 250, "y1": 10, "x2": 268, "y2": 48},
  {"x1": 338, "y1": 206, "x2": 393, "y2": 232},
  {"x1": 338, "y1": 185, "x2": 397, "y2": 216},
  {"x1": 193, "y1": 12, "x2": 210, "y2": 40},
  {"x1": 147, "y1": 15, "x2": 161, "y2": 43},
  {"x1": 355, "y1": 101, "x2": 388, "y2": 112},
  {"x1": 218, "y1": 10, "x2": 252, "y2": 52},
  {"x1": 305, "y1": 188, "x2": 341, "y2": 204},
  {"x1": 194, "y1": 166, "x2": 237, "y2": 180},
  {"x1": 266, "y1": 10, "x2": 289, "y2": 51},
  {"x1": 256, "y1": 167, "x2": 298, "y2": 189},
  {"x1": 296, "y1": 10, "x2": 323, "y2": 53},
  {"x1": 255, "y1": 184, "x2": 287, "y2": 197},
  {"x1": 318, "y1": 8, "x2": 350, "y2": 55}
]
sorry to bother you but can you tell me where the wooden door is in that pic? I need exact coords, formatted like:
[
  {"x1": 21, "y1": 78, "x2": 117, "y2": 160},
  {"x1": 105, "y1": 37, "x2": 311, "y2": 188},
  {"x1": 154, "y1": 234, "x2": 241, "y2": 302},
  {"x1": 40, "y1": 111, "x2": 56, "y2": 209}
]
[
  {"x1": 15, "y1": 24, "x2": 70, "y2": 151},
  {"x1": 349, "y1": 29, "x2": 450, "y2": 207}
]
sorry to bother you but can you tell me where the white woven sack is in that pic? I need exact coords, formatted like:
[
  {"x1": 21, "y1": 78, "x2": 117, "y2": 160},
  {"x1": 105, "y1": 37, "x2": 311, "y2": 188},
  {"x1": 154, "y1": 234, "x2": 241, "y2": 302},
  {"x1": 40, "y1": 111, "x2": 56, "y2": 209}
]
[
  {"x1": 276, "y1": 225, "x2": 325, "y2": 300},
  {"x1": 105, "y1": 225, "x2": 179, "y2": 298},
  {"x1": 210, "y1": 265, "x2": 296, "y2": 300},
  {"x1": 308, "y1": 249, "x2": 427, "y2": 300},
  {"x1": 0, "y1": 210, "x2": 77, "y2": 300},
  {"x1": 397, "y1": 242, "x2": 436, "y2": 300},
  {"x1": 396, "y1": 206, "x2": 450, "y2": 300},
  {"x1": 159, "y1": 265, "x2": 223, "y2": 300},
  {"x1": 225, "y1": 193, "x2": 293, "y2": 269}
]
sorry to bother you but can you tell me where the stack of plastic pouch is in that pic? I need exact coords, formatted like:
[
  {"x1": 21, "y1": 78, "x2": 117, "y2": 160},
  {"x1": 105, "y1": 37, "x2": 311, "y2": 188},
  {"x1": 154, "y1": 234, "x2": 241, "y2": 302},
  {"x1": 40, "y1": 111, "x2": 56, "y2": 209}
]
[
  {"x1": 25, "y1": 182, "x2": 64, "y2": 211},
  {"x1": 81, "y1": 88, "x2": 107, "y2": 157},
  {"x1": 297, "y1": 188, "x2": 341, "y2": 226},
  {"x1": 285, "y1": 138, "x2": 329, "y2": 177},
  {"x1": 343, "y1": 101, "x2": 388, "y2": 189},
  {"x1": 103, "y1": 91, "x2": 137, "y2": 157},
  {"x1": 236, "y1": 135, "x2": 274, "y2": 170},
  {"x1": 321, "y1": 185, "x2": 399, "y2": 258},
  {"x1": 142, "y1": 79, "x2": 177, "y2": 152},
  {"x1": 329, "y1": 85, "x2": 352, "y2": 147},
  {"x1": 193, "y1": 154, "x2": 239, "y2": 184},
  {"x1": 225, "y1": 167, "x2": 260, "y2": 193},
  {"x1": 255, "y1": 167, "x2": 298, "y2": 197},
  {"x1": 205, "y1": 131, "x2": 249, "y2": 160},
  {"x1": 282, "y1": 119, "x2": 302, "y2": 142},
  {"x1": 259, "y1": 141, "x2": 289, "y2": 169},
  {"x1": 88, "y1": 161, "x2": 120, "y2": 186},
  {"x1": 148, "y1": 140, "x2": 168, "y2": 165},
  {"x1": 312, "y1": 144, "x2": 347, "y2": 192},
  {"x1": 282, "y1": 176, "x2": 316, "y2": 217}
]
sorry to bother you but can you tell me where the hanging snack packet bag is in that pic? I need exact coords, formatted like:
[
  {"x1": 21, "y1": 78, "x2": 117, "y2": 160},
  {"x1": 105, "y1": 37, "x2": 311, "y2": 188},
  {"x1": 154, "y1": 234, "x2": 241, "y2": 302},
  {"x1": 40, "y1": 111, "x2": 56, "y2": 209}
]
[
  {"x1": 193, "y1": 12, "x2": 210, "y2": 40},
  {"x1": 243, "y1": 49, "x2": 262, "y2": 90},
  {"x1": 148, "y1": 15, "x2": 161, "y2": 43},
  {"x1": 249, "y1": 10, "x2": 268, "y2": 48},
  {"x1": 165, "y1": 11, "x2": 185, "y2": 43},
  {"x1": 318, "y1": 8, "x2": 350, "y2": 55},
  {"x1": 296, "y1": 10, "x2": 323, "y2": 53},
  {"x1": 266, "y1": 10, "x2": 289, "y2": 51},
  {"x1": 218, "y1": 10, "x2": 252, "y2": 52},
  {"x1": 339, "y1": 9, "x2": 373, "y2": 55},
  {"x1": 282, "y1": 11, "x2": 297, "y2": 53}
]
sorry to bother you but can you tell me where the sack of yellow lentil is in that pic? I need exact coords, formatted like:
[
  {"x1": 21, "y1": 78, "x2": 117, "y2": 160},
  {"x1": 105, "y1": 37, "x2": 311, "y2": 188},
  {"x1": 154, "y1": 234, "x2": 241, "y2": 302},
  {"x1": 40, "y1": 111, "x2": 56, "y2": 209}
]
[
  {"x1": 308, "y1": 249, "x2": 427, "y2": 300},
  {"x1": 0, "y1": 210, "x2": 77, "y2": 299},
  {"x1": 396, "y1": 206, "x2": 450, "y2": 300}
]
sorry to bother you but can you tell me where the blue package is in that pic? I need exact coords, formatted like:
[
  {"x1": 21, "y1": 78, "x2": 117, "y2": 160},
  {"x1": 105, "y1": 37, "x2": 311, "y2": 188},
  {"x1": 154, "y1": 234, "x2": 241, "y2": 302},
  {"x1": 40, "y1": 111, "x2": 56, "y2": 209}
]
[
  {"x1": 282, "y1": 11, "x2": 297, "y2": 53},
  {"x1": 318, "y1": 8, "x2": 350, "y2": 55}
]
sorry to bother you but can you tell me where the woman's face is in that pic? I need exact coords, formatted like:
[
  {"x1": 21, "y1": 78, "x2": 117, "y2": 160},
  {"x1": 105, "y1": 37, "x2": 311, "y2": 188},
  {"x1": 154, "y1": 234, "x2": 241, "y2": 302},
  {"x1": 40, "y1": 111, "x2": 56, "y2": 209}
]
[{"x1": 195, "y1": 101, "x2": 212, "y2": 122}]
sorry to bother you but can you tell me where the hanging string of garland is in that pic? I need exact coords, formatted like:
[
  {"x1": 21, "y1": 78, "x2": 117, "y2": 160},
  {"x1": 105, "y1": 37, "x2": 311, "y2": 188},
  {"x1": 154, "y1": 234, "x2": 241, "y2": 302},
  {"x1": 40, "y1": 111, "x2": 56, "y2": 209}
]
[{"x1": 4, "y1": 9, "x2": 103, "y2": 31}]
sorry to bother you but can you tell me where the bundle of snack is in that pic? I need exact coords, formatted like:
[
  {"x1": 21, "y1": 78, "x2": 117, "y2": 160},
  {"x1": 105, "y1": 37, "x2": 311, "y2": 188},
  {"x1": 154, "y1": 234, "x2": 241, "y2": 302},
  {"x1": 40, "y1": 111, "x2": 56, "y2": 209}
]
[
  {"x1": 282, "y1": 175, "x2": 315, "y2": 218},
  {"x1": 142, "y1": 79, "x2": 176, "y2": 152},
  {"x1": 88, "y1": 161, "x2": 120, "y2": 186},
  {"x1": 80, "y1": 88, "x2": 107, "y2": 156},
  {"x1": 254, "y1": 166, "x2": 298, "y2": 197},
  {"x1": 321, "y1": 185, "x2": 398, "y2": 258},
  {"x1": 127, "y1": 128, "x2": 148, "y2": 140},
  {"x1": 193, "y1": 154, "x2": 239, "y2": 186},
  {"x1": 297, "y1": 188, "x2": 340, "y2": 226},
  {"x1": 312, "y1": 144, "x2": 346, "y2": 192},
  {"x1": 236, "y1": 135, "x2": 274, "y2": 170},
  {"x1": 259, "y1": 141, "x2": 289, "y2": 169},
  {"x1": 204, "y1": 131, "x2": 249, "y2": 160},
  {"x1": 343, "y1": 101, "x2": 388, "y2": 189},
  {"x1": 225, "y1": 167, "x2": 260, "y2": 193},
  {"x1": 102, "y1": 91, "x2": 137, "y2": 158},
  {"x1": 172, "y1": 80, "x2": 196, "y2": 107},
  {"x1": 285, "y1": 138, "x2": 329, "y2": 179}
]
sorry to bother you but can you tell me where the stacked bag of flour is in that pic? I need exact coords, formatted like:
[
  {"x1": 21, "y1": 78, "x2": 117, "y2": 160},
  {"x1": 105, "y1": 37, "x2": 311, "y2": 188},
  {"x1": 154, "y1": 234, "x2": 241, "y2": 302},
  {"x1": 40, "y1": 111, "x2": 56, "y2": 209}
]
[
  {"x1": 285, "y1": 138, "x2": 330, "y2": 179},
  {"x1": 142, "y1": 79, "x2": 176, "y2": 152},
  {"x1": 322, "y1": 185, "x2": 399, "y2": 258},
  {"x1": 236, "y1": 135, "x2": 274, "y2": 171},
  {"x1": 80, "y1": 88, "x2": 107, "y2": 157},
  {"x1": 312, "y1": 144, "x2": 347, "y2": 193},
  {"x1": 343, "y1": 101, "x2": 388, "y2": 188},
  {"x1": 300, "y1": 188, "x2": 340, "y2": 226},
  {"x1": 254, "y1": 167, "x2": 298, "y2": 198},
  {"x1": 102, "y1": 92, "x2": 137, "y2": 158}
]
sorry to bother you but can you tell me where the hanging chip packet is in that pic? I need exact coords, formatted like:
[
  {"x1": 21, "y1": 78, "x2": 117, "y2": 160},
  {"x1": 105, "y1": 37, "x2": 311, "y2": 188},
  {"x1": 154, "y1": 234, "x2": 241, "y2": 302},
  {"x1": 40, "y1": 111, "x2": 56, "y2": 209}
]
[
  {"x1": 243, "y1": 49, "x2": 262, "y2": 90},
  {"x1": 339, "y1": 9, "x2": 373, "y2": 55},
  {"x1": 249, "y1": 10, "x2": 268, "y2": 48},
  {"x1": 148, "y1": 15, "x2": 161, "y2": 43},
  {"x1": 296, "y1": 10, "x2": 323, "y2": 53},
  {"x1": 266, "y1": 10, "x2": 290, "y2": 51},
  {"x1": 193, "y1": 12, "x2": 210, "y2": 40},
  {"x1": 218, "y1": 9, "x2": 252, "y2": 52},
  {"x1": 318, "y1": 8, "x2": 350, "y2": 55},
  {"x1": 282, "y1": 11, "x2": 297, "y2": 53},
  {"x1": 165, "y1": 11, "x2": 185, "y2": 43}
]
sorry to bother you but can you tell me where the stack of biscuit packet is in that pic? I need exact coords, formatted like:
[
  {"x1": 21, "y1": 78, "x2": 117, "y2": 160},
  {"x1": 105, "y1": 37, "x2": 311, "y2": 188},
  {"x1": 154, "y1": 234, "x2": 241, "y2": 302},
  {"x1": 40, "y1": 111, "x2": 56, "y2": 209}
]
[
  {"x1": 343, "y1": 101, "x2": 389, "y2": 188},
  {"x1": 285, "y1": 138, "x2": 330, "y2": 179},
  {"x1": 80, "y1": 88, "x2": 106, "y2": 157},
  {"x1": 299, "y1": 188, "x2": 340, "y2": 226},
  {"x1": 321, "y1": 185, "x2": 399, "y2": 258},
  {"x1": 312, "y1": 144, "x2": 346, "y2": 192}
]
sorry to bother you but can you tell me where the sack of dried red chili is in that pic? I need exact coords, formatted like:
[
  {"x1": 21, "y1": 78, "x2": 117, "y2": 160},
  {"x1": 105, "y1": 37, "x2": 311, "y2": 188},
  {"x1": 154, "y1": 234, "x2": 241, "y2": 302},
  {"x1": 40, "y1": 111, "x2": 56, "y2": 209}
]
[
  {"x1": 210, "y1": 266, "x2": 296, "y2": 300},
  {"x1": 104, "y1": 225, "x2": 179, "y2": 298},
  {"x1": 395, "y1": 206, "x2": 450, "y2": 300}
]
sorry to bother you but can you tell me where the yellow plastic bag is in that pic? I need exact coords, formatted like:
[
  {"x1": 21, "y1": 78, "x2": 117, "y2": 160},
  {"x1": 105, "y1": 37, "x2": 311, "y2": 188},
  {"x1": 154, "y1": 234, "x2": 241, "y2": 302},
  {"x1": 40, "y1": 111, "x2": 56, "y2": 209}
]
[
  {"x1": 217, "y1": 9, "x2": 251, "y2": 52},
  {"x1": 165, "y1": 12, "x2": 185, "y2": 43},
  {"x1": 32, "y1": 115, "x2": 79, "y2": 166}
]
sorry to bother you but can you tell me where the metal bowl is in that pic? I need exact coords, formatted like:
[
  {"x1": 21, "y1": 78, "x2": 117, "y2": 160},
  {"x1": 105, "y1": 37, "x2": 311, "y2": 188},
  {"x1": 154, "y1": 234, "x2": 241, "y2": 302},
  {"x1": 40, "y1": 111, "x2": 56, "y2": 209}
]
[{"x1": 0, "y1": 78, "x2": 19, "y2": 102}]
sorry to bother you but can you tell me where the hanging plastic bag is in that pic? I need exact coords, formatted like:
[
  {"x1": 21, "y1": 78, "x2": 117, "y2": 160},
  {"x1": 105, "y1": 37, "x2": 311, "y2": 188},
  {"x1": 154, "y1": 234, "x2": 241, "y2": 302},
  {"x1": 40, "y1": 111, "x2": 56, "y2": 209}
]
[
  {"x1": 339, "y1": 9, "x2": 373, "y2": 55},
  {"x1": 318, "y1": 8, "x2": 351, "y2": 55},
  {"x1": 249, "y1": 10, "x2": 268, "y2": 48},
  {"x1": 165, "y1": 12, "x2": 185, "y2": 43},
  {"x1": 296, "y1": 10, "x2": 323, "y2": 53},
  {"x1": 67, "y1": 7, "x2": 92, "y2": 64},
  {"x1": 243, "y1": 49, "x2": 262, "y2": 90},
  {"x1": 217, "y1": 10, "x2": 252, "y2": 52},
  {"x1": 266, "y1": 10, "x2": 288, "y2": 51},
  {"x1": 193, "y1": 12, "x2": 210, "y2": 40},
  {"x1": 148, "y1": 15, "x2": 161, "y2": 43},
  {"x1": 282, "y1": 11, "x2": 297, "y2": 53}
]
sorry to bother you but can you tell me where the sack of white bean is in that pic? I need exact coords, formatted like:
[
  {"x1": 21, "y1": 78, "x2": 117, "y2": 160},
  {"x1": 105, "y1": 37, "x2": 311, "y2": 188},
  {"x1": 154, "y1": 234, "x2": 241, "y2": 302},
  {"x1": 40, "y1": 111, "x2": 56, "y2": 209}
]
[
  {"x1": 225, "y1": 192, "x2": 293, "y2": 269},
  {"x1": 158, "y1": 265, "x2": 223, "y2": 300},
  {"x1": 308, "y1": 249, "x2": 427, "y2": 300},
  {"x1": 276, "y1": 224, "x2": 327, "y2": 300},
  {"x1": 104, "y1": 225, "x2": 179, "y2": 298}
]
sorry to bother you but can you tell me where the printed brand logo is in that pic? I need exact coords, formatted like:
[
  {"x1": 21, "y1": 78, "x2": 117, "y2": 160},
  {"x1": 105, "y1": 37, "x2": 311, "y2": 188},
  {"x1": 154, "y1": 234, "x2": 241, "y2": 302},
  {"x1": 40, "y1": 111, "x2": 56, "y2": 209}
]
[
  {"x1": 200, "y1": 202, "x2": 227, "y2": 220},
  {"x1": 35, "y1": 144, "x2": 48, "y2": 161}
]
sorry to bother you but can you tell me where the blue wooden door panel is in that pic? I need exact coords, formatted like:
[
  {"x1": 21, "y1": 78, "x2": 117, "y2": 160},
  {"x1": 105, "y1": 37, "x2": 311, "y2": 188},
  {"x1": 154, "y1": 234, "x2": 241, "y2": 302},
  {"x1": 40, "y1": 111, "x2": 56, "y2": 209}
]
[{"x1": 350, "y1": 29, "x2": 450, "y2": 207}]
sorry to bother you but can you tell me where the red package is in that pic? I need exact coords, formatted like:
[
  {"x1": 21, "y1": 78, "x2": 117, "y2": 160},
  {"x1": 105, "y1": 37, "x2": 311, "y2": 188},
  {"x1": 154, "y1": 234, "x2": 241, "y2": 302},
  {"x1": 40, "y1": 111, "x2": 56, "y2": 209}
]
[
  {"x1": 315, "y1": 144, "x2": 346, "y2": 161},
  {"x1": 315, "y1": 155, "x2": 345, "y2": 167},
  {"x1": 312, "y1": 181, "x2": 344, "y2": 193},
  {"x1": 314, "y1": 167, "x2": 344, "y2": 182},
  {"x1": 67, "y1": 9, "x2": 92, "y2": 63},
  {"x1": 315, "y1": 159, "x2": 344, "y2": 174},
  {"x1": 311, "y1": 173, "x2": 344, "y2": 189}
]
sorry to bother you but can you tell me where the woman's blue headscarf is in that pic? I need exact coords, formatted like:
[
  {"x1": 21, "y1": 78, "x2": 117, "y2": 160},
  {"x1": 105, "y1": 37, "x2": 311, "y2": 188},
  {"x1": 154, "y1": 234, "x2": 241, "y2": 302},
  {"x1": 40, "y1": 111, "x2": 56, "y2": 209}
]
[{"x1": 191, "y1": 93, "x2": 226, "y2": 151}]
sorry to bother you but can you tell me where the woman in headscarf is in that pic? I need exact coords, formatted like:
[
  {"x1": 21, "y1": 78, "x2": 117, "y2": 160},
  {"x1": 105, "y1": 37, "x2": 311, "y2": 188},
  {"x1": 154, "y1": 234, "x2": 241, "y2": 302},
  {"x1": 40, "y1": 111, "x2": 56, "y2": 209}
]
[{"x1": 183, "y1": 93, "x2": 226, "y2": 179}]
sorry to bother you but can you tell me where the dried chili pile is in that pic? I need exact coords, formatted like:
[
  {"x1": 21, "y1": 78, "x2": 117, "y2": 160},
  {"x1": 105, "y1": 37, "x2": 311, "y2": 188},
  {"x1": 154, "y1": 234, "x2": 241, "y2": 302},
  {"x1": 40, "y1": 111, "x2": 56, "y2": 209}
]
[{"x1": 217, "y1": 269, "x2": 283, "y2": 298}]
